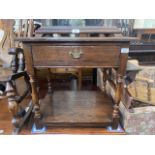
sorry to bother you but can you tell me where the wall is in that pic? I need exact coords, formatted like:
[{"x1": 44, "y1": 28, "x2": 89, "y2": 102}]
[{"x1": 0, "y1": 19, "x2": 14, "y2": 66}]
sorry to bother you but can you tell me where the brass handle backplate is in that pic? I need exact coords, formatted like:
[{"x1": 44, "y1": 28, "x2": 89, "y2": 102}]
[{"x1": 69, "y1": 49, "x2": 83, "y2": 59}]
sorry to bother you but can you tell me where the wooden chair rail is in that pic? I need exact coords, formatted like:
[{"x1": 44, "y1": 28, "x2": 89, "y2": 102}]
[{"x1": 5, "y1": 47, "x2": 32, "y2": 134}]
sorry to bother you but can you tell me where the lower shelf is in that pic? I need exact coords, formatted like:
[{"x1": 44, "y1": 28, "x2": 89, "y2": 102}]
[{"x1": 40, "y1": 90, "x2": 114, "y2": 127}]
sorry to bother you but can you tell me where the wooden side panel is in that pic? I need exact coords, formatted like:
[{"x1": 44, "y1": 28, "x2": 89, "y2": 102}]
[{"x1": 32, "y1": 45, "x2": 120, "y2": 67}]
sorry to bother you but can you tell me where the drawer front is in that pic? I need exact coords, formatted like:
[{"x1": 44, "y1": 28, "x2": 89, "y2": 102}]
[{"x1": 32, "y1": 46, "x2": 120, "y2": 67}]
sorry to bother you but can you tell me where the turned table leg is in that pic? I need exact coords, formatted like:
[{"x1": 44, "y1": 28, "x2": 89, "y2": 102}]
[
  {"x1": 47, "y1": 69, "x2": 53, "y2": 94},
  {"x1": 111, "y1": 49, "x2": 128, "y2": 129},
  {"x1": 103, "y1": 68, "x2": 107, "y2": 92},
  {"x1": 112, "y1": 74, "x2": 122, "y2": 129},
  {"x1": 29, "y1": 75, "x2": 42, "y2": 129},
  {"x1": 78, "y1": 69, "x2": 82, "y2": 90}
]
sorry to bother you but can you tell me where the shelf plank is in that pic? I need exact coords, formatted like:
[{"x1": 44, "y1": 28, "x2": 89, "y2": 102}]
[{"x1": 40, "y1": 91, "x2": 114, "y2": 127}]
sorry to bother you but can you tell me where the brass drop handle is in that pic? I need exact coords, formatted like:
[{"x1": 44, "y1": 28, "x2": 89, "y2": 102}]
[{"x1": 69, "y1": 49, "x2": 83, "y2": 59}]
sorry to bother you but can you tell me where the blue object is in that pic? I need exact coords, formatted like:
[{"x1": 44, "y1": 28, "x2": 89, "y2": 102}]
[
  {"x1": 107, "y1": 124, "x2": 124, "y2": 132},
  {"x1": 31, "y1": 123, "x2": 47, "y2": 134}
]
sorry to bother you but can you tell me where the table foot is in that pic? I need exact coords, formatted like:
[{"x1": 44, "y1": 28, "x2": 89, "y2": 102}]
[
  {"x1": 107, "y1": 124, "x2": 124, "y2": 132},
  {"x1": 31, "y1": 123, "x2": 47, "y2": 134}
]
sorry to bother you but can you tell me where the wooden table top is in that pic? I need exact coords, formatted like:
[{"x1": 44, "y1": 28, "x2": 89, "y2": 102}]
[
  {"x1": 16, "y1": 36, "x2": 137, "y2": 43},
  {"x1": 35, "y1": 26, "x2": 122, "y2": 34}
]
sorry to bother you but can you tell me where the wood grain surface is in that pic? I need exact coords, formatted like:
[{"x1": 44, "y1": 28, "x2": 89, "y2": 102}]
[{"x1": 40, "y1": 91, "x2": 114, "y2": 127}]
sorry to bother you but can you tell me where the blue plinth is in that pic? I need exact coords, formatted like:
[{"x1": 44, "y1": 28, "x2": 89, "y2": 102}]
[
  {"x1": 31, "y1": 124, "x2": 47, "y2": 134},
  {"x1": 107, "y1": 124, "x2": 124, "y2": 132}
]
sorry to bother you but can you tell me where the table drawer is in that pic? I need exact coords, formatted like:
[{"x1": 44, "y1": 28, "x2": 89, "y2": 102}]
[{"x1": 32, "y1": 46, "x2": 120, "y2": 67}]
